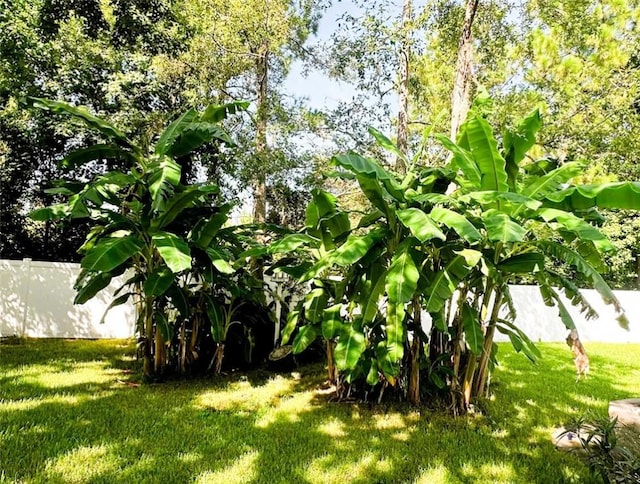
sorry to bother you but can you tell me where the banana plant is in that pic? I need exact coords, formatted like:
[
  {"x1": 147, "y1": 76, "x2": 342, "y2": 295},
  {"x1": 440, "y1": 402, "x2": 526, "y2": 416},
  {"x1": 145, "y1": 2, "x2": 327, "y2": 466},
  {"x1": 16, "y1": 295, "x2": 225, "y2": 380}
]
[
  {"x1": 435, "y1": 107, "x2": 640, "y2": 413},
  {"x1": 28, "y1": 97, "x2": 251, "y2": 378}
]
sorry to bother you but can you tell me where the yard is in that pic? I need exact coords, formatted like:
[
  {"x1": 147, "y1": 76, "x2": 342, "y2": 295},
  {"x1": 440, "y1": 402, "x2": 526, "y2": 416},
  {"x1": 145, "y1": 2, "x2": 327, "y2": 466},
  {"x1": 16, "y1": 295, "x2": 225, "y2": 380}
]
[{"x1": 1, "y1": 339, "x2": 639, "y2": 483}]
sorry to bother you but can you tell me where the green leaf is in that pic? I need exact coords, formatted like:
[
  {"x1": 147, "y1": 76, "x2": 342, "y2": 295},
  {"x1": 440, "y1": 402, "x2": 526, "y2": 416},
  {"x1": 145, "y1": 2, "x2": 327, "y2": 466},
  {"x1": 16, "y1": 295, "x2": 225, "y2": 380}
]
[
  {"x1": 332, "y1": 152, "x2": 392, "y2": 180},
  {"x1": 497, "y1": 253, "x2": 545, "y2": 273},
  {"x1": 436, "y1": 134, "x2": 481, "y2": 189},
  {"x1": 206, "y1": 248, "x2": 235, "y2": 274},
  {"x1": 459, "y1": 114, "x2": 508, "y2": 192},
  {"x1": 357, "y1": 175, "x2": 390, "y2": 215},
  {"x1": 29, "y1": 204, "x2": 71, "y2": 221},
  {"x1": 430, "y1": 207, "x2": 481, "y2": 243},
  {"x1": 321, "y1": 304, "x2": 343, "y2": 340},
  {"x1": 206, "y1": 297, "x2": 225, "y2": 342},
  {"x1": 424, "y1": 249, "x2": 482, "y2": 312},
  {"x1": 375, "y1": 341, "x2": 400, "y2": 380},
  {"x1": 386, "y1": 245, "x2": 419, "y2": 304},
  {"x1": 98, "y1": 293, "x2": 132, "y2": 325},
  {"x1": 280, "y1": 310, "x2": 300, "y2": 345},
  {"x1": 537, "y1": 241, "x2": 628, "y2": 329},
  {"x1": 58, "y1": 144, "x2": 136, "y2": 171},
  {"x1": 522, "y1": 162, "x2": 585, "y2": 199},
  {"x1": 396, "y1": 208, "x2": 445, "y2": 243},
  {"x1": 74, "y1": 272, "x2": 113, "y2": 304},
  {"x1": 189, "y1": 209, "x2": 230, "y2": 248},
  {"x1": 292, "y1": 325, "x2": 319, "y2": 354},
  {"x1": 503, "y1": 109, "x2": 541, "y2": 188},
  {"x1": 166, "y1": 283, "x2": 190, "y2": 318},
  {"x1": 80, "y1": 235, "x2": 143, "y2": 273},
  {"x1": 483, "y1": 210, "x2": 527, "y2": 242},
  {"x1": 305, "y1": 189, "x2": 338, "y2": 228},
  {"x1": 156, "y1": 186, "x2": 218, "y2": 229},
  {"x1": 462, "y1": 303, "x2": 484, "y2": 356},
  {"x1": 268, "y1": 234, "x2": 315, "y2": 254},
  {"x1": 363, "y1": 270, "x2": 387, "y2": 325},
  {"x1": 152, "y1": 232, "x2": 192, "y2": 273},
  {"x1": 545, "y1": 182, "x2": 640, "y2": 211},
  {"x1": 304, "y1": 288, "x2": 329, "y2": 324},
  {"x1": 330, "y1": 230, "x2": 383, "y2": 267},
  {"x1": 201, "y1": 101, "x2": 250, "y2": 123},
  {"x1": 385, "y1": 302, "x2": 405, "y2": 362},
  {"x1": 537, "y1": 208, "x2": 613, "y2": 251},
  {"x1": 148, "y1": 158, "x2": 181, "y2": 212},
  {"x1": 155, "y1": 109, "x2": 199, "y2": 155},
  {"x1": 143, "y1": 267, "x2": 174, "y2": 297},
  {"x1": 156, "y1": 312, "x2": 172, "y2": 343},
  {"x1": 368, "y1": 126, "x2": 405, "y2": 161},
  {"x1": 167, "y1": 122, "x2": 232, "y2": 157},
  {"x1": 28, "y1": 97, "x2": 132, "y2": 146},
  {"x1": 334, "y1": 324, "x2": 366, "y2": 370}
]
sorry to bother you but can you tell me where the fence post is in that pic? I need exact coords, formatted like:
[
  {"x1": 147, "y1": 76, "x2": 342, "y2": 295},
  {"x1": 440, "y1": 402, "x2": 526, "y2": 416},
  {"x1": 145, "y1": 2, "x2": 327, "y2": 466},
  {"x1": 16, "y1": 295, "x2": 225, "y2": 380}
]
[{"x1": 21, "y1": 257, "x2": 32, "y2": 337}]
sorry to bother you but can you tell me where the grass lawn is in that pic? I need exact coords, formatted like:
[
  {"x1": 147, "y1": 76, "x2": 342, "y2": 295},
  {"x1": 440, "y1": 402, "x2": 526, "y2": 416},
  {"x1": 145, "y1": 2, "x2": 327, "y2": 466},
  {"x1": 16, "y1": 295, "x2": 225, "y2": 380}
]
[{"x1": 1, "y1": 339, "x2": 639, "y2": 483}]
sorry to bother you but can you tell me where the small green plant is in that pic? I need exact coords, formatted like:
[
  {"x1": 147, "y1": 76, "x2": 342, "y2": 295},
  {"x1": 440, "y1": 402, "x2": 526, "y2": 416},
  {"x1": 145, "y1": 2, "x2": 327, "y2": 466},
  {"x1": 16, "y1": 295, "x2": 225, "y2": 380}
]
[{"x1": 563, "y1": 415, "x2": 640, "y2": 483}]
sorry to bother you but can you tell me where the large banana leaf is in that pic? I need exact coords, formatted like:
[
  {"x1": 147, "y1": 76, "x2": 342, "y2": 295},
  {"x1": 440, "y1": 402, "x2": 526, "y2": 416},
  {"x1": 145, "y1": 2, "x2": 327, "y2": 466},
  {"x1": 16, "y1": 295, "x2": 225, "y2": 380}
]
[
  {"x1": 152, "y1": 232, "x2": 192, "y2": 273},
  {"x1": 292, "y1": 324, "x2": 320, "y2": 354},
  {"x1": 545, "y1": 182, "x2": 640, "y2": 210},
  {"x1": 80, "y1": 235, "x2": 143, "y2": 273},
  {"x1": 357, "y1": 175, "x2": 390, "y2": 215},
  {"x1": 436, "y1": 134, "x2": 481, "y2": 189},
  {"x1": 332, "y1": 152, "x2": 393, "y2": 180},
  {"x1": 28, "y1": 97, "x2": 133, "y2": 146},
  {"x1": 334, "y1": 324, "x2": 366, "y2": 370},
  {"x1": 143, "y1": 266, "x2": 174, "y2": 297},
  {"x1": 268, "y1": 233, "x2": 315, "y2": 254},
  {"x1": 458, "y1": 114, "x2": 508, "y2": 192},
  {"x1": 201, "y1": 100, "x2": 250, "y2": 123},
  {"x1": 430, "y1": 207, "x2": 481, "y2": 243},
  {"x1": 503, "y1": 109, "x2": 541, "y2": 188},
  {"x1": 73, "y1": 271, "x2": 113, "y2": 304},
  {"x1": 167, "y1": 122, "x2": 232, "y2": 157},
  {"x1": 362, "y1": 269, "x2": 387, "y2": 325},
  {"x1": 155, "y1": 109, "x2": 198, "y2": 156},
  {"x1": 537, "y1": 240, "x2": 628, "y2": 329},
  {"x1": 386, "y1": 246, "x2": 419, "y2": 304},
  {"x1": 537, "y1": 208, "x2": 613, "y2": 252},
  {"x1": 321, "y1": 304, "x2": 344, "y2": 340},
  {"x1": 305, "y1": 189, "x2": 339, "y2": 228},
  {"x1": 330, "y1": 229, "x2": 383, "y2": 267},
  {"x1": 424, "y1": 249, "x2": 482, "y2": 312},
  {"x1": 189, "y1": 209, "x2": 231, "y2": 248},
  {"x1": 304, "y1": 288, "x2": 329, "y2": 324},
  {"x1": 58, "y1": 144, "x2": 137, "y2": 170},
  {"x1": 521, "y1": 162, "x2": 584, "y2": 200},
  {"x1": 385, "y1": 301, "x2": 406, "y2": 362},
  {"x1": 205, "y1": 296, "x2": 225, "y2": 342},
  {"x1": 368, "y1": 126, "x2": 406, "y2": 161},
  {"x1": 462, "y1": 302, "x2": 484, "y2": 356},
  {"x1": 155, "y1": 186, "x2": 218, "y2": 229},
  {"x1": 497, "y1": 253, "x2": 544, "y2": 273},
  {"x1": 280, "y1": 310, "x2": 300, "y2": 345},
  {"x1": 396, "y1": 208, "x2": 445, "y2": 243},
  {"x1": 483, "y1": 210, "x2": 527, "y2": 242},
  {"x1": 206, "y1": 248, "x2": 234, "y2": 274},
  {"x1": 148, "y1": 158, "x2": 181, "y2": 212}
]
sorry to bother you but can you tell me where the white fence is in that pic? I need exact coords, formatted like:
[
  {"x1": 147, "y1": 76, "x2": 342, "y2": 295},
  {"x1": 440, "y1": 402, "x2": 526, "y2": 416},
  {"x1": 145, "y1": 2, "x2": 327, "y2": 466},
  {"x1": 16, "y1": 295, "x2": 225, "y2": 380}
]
[
  {"x1": 0, "y1": 259, "x2": 135, "y2": 338},
  {"x1": 2, "y1": 259, "x2": 640, "y2": 342}
]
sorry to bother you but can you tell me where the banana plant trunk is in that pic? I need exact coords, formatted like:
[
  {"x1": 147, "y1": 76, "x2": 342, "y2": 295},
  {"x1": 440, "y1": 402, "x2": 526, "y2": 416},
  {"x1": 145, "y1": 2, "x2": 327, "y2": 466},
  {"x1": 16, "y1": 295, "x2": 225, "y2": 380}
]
[
  {"x1": 143, "y1": 299, "x2": 154, "y2": 378},
  {"x1": 473, "y1": 291, "x2": 503, "y2": 398},
  {"x1": 213, "y1": 342, "x2": 225, "y2": 375},
  {"x1": 326, "y1": 340, "x2": 338, "y2": 385},
  {"x1": 408, "y1": 297, "x2": 422, "y2": 405}
]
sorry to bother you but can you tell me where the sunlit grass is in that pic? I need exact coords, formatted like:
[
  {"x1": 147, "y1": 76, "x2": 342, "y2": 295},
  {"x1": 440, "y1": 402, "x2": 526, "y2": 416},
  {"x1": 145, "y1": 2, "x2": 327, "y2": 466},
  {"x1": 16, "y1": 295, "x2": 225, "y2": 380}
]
[{"x1": 1, "y1": 338, "x2": 639, "y2": 483}]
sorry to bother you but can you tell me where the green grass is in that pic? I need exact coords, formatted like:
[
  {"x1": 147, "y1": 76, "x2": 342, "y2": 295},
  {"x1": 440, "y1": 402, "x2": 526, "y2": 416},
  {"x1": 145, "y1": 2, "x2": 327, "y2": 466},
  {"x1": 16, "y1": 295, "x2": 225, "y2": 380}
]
[{"x1": 1, "y1": 339, "x2": 639, "y2": 483}]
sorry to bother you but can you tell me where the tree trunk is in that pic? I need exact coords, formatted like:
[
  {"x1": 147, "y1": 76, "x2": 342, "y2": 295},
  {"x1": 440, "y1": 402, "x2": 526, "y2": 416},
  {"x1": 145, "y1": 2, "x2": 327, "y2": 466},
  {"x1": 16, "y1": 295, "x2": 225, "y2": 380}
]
[
  {"x1": 408, "y1": 297, "x2": 422, "y2": 405},
  {"x1": 143, "y1": 300, "x2": 154, "y2": 378},
  {"x1": 326, "y1": 340, "x2": 338, "y2": 385},
  {"x1": 395, "y1": 0, "x2": 412, "y2": 174},
  {"x1": 450, "y1": 0, "x2": 479, "y2": 139},
  {"x1": 214, "y1": 343, "x2": 225, "y2": 375},
  {"x1": 154, "y1": 326, "x2": 165, "y2": 375},
  {"x1": 253, "y1": 42, "x2": 269, "y2": 224},
  {"x1": 473, "y1": 291, "x2": 503, "y2": 398}
]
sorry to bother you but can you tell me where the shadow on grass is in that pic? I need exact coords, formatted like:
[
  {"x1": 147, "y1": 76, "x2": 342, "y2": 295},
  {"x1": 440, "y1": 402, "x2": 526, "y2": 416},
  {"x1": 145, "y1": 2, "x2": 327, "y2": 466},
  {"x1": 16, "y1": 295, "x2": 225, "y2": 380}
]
[{"x1": 2, "y1": 341, "x2": 636, "y2": 483}]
